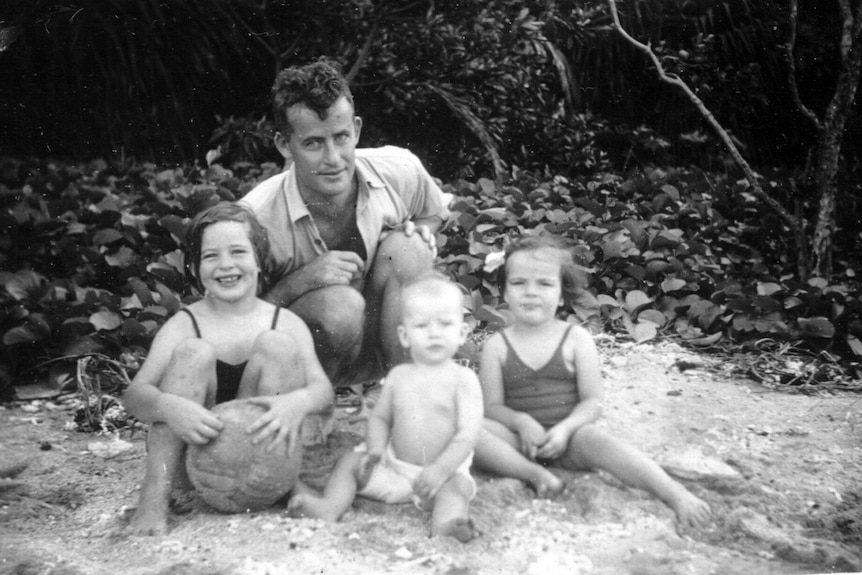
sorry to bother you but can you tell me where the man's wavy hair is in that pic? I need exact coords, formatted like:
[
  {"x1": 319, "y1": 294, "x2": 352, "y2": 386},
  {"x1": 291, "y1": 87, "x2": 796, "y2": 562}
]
[
  {"x1": 271, "y1": 57, "x2": 354, "y2": 137},
  {"x1": 183, "y1": 202, "x2": 271, "y2": 295},
  {"x1": 501, "y1": 235, "x2": 588, "y2": 310}
]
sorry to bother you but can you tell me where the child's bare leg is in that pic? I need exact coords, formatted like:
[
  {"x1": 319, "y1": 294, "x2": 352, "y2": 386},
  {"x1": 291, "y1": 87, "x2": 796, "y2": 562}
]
[
  {"x1": 128, "y1": 423, "x2": 185, "y2": 536},
  {"x1": 568, "y1": 424, "x2": 711, "y2": 527},
  {"x1": 474, "y1": 423, "x2": 564, "y2": 498},
  {"x1": 238, "y1": 331, "x2": 307, "y2": 398},
  {"x1": 129, "y1": 340, "x2": 215, "y2": 535},
  {"x1": 287, "y1": 450, "x2": 363, "y2": 521},
  {"x1": 430, "y1": 474, "x2": 477, "y2": 543}
]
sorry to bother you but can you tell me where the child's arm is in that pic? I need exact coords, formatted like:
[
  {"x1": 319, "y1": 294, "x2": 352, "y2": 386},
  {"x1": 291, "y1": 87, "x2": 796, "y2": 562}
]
[
  {"x1": 247, "y1": 313, "x2": 334, "y2": 452},
  {"x1": 479, "y1": 334, "x2": 547, "y2": 459},
  {"x1": 122, "y1": 313, "x2": 224, "y2": 444},
  {"x1": 365, "y1": 376, "x2": 395, "y2": 456},
  {"x1": 537, "y1": 325, "x2": 604, "y2": 459},
  {"x1": 412, "y1": 368, "x2": 484, "y2": 501}
]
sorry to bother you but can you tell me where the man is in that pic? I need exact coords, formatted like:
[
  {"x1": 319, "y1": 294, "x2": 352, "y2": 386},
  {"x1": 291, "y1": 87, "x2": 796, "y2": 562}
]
[{"x1": 240, "y1": 57, "x2": 449, "y2": 387}]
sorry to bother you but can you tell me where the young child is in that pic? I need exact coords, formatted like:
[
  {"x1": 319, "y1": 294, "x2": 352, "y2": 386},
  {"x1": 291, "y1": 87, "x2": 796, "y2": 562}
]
[
  {"x1": 473, "y1": 235, "x2": 712, "y2": 528},
  {"x1": 123, "y1": 202, "x2": 333, "y2": 536},
  {"x1": 287, "y1": 273, "x2": 484, "y2": 542}
]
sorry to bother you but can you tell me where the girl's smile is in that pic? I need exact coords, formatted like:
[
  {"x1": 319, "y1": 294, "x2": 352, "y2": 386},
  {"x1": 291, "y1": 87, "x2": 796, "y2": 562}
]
[{"x1": 198, "y1": 221, "x2": 260, "y2": 302}]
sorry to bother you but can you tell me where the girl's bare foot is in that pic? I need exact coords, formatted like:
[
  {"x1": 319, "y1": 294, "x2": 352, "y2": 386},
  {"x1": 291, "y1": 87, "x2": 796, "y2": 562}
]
[
  {"x1": 127, "y1": 480, "x2": 170, "y2": 536},
  {"x1": 286, "y1": 493, "x2": 341, "y2": 522},
  {"x1": 668, "y1": 487, "x2": 712, "y2": 528},
  {"x1": 531, "y1": 469, "x2": 565, "y2": 499}
]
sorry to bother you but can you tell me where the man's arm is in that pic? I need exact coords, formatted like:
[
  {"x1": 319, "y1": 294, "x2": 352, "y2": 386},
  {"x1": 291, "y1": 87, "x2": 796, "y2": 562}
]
[{"x1": 263, "y1": 251, "x2": 365, "y2": 307}]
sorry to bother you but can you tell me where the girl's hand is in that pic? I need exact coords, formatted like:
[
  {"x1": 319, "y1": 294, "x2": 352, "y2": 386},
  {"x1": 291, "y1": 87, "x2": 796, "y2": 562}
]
[
  {"x1": 246, "y1": 395, "x2": 306, "y2": 453},
  {"x1": 537, "y1": 425, "x2": 571, "y2": 460},
  {"x1": 163, "y1": 396, "x2": 223, "y2": 445},
  {"x1": 515, "y1": 415, "x2": 547, "y2": 460}
]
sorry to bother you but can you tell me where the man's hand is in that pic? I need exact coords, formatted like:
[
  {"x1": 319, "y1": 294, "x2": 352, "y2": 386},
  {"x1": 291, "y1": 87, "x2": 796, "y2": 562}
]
[
  {"x1": 163, "y1": 396, "x2": 223, "y2": 445},
  {"x1": 246, "y1": 395, "x2": 307, "y2": 453},
  {"x1": 402, "y1": 221, "x2": 437, "y2": 258},
  {"x1": 302, "y1": 250, "x2": 364, "y2": 288}
]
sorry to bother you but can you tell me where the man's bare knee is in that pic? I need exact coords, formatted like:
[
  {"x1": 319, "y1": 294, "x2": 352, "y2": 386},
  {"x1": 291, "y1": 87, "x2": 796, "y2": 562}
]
[
  {"x1": 293, "y1": 286, "x2": 365, "y2": 349},
  {"x1": 374, "y1": 232, "x2": 434, "y2": 281}
]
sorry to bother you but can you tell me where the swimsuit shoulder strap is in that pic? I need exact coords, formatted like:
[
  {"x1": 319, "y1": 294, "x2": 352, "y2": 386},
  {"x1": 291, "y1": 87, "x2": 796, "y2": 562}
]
[
  {"x1": 179, "y1": 308, "x2": 202, "y2": 338},
  {"x1": 270, "y1": 306, "x2": 281, "y2": 329}
]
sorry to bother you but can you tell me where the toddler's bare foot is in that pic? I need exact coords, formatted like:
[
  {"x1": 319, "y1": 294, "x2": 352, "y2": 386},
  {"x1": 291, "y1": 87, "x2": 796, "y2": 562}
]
[
  {"x1": 286, "y1": 493, "x2": 341, "y2": 522},
  {"x1": 531, "y1": 469, "x2": 565, "y2": 499},
  {"x1": 435, "y1": 517, "x2": 479, "y2": 543},
  {"x1": 669, "y1": 487, "x2": 712, "y2": 528}
]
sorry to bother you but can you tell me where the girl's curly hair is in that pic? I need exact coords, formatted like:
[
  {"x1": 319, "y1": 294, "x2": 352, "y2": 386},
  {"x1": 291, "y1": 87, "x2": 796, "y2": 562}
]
[
  {"x1": 183, "y1": 202, "x2": 271, "y2": 294},
  {"x1": 501, "y1": 235, "x2": 588, "y2": 309}
]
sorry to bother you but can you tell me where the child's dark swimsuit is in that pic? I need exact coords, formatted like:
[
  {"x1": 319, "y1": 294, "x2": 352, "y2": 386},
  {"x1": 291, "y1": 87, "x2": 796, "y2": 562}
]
[
  {"x1": 179, "y1": 307, "x2": 281, "y2": 404},
  {"x1": 501, "y1": 325, "x2": 578, "y2": 428}
]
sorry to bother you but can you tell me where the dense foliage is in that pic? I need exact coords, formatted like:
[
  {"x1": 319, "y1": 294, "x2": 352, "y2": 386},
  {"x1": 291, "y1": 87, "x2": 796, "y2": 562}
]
[{"x1": 2, "y1": 156, "x2": 860, "y2": 401}]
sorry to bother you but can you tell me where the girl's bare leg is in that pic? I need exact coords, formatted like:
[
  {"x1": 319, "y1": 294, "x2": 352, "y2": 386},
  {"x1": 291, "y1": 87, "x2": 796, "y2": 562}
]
[
  {"x1": 473, "y1": 421, "x2": 564, "y2": 498},
  {"x1": 128, "y1": 340, "x2": 216, "y2": 535},
  {"x1": 566, "y1": 424, "x2": 711, "y2": 527}
]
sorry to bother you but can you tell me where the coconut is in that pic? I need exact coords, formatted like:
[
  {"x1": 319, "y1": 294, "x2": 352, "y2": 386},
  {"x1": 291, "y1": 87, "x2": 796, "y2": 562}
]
[{"x1": 185, "y1": 399, "x2": 301, "y2": 513}]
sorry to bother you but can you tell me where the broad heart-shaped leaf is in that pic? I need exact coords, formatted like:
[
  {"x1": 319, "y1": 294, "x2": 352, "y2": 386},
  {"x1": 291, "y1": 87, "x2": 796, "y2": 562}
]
[
  {"x1": 3, "y1": 324, "x2": 45, "y2": 345},
  {"x1": 3, "y1": 270, "x2": 46, "y2": 301},
  {"x1": 92, "y1": 228, "x2": 124, "y2": 246},
  {"x1": 637, "y1": 309, "x2": 667, "y2": 328},
  {"x1": 104, "y1": 245, "x2": 137, "y2": 268},
  {"x1": 629, "y1": 321, "x2": 657, "y2": 343},
  {"x1": 624, "y1": 290, "x2": 652, "y2": 313},
  {"x1": 159, "y1": 214, "x2": 188, "y2": 243},
  {"x1": 798, "y1": 317, "x2": 835, "y2": 339},
  {"x1": 660, "y1": 277, "x2": 687, "y2": 293},
  {"x1": 90, "y1": 310, "x2": 123, "y2": 331},
  {"x1": 475, "y1": 304, "x2": 511, "y2": 329}
]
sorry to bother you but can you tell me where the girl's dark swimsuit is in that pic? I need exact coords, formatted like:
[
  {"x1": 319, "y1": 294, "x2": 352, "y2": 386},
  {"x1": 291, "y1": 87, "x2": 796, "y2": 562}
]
[
  {"x1": 179, "y1": 306, "x2": 281, "y2": 404},
  {"x1": 501, "y1": 325, "x2": 578, "y2": 428}
]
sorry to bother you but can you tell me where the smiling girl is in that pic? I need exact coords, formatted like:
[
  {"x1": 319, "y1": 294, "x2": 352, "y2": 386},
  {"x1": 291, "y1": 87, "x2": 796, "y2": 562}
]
[{"x1": 123, "y1": 202, "x2": 332, "y2": 535}]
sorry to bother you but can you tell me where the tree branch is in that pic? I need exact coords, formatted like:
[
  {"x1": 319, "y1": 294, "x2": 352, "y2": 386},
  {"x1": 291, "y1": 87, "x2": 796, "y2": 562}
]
[
  {"x1": 785, "y1": 0, "x2": 822, "y2": 132},
  {"x1": 606, "y1": 0, "x2": 801, "y2": 239}
]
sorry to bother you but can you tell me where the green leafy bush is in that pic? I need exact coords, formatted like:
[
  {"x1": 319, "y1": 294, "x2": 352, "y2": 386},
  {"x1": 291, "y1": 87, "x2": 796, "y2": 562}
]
[{"x1": 2, "y1": 157, "x2": 860, "y2": 399}]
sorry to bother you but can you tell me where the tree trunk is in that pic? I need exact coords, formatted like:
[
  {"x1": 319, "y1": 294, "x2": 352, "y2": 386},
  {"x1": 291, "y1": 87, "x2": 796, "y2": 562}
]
[{"x1": 809, "y1": 0, "x2": 862, "y2": 278}]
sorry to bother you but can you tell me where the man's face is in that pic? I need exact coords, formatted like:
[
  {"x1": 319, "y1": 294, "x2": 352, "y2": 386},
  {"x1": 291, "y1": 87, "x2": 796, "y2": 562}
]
[{"x1": 275, "y1": 96, "x2": 362, "y2": 204}]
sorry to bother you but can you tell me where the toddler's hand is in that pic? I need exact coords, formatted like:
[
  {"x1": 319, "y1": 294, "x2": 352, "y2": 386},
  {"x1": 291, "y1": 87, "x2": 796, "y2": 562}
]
[
  {"x1": 357, "y1": 452, "x2": 381, "y2": 489},
  {"x1": 413, "y1": 465, "x2": 448, "y2": 501}
]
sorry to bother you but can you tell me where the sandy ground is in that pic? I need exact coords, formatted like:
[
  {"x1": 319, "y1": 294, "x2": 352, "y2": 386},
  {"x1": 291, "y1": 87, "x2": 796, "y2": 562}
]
[{"x1": 1, "y1": 339, "x2": 861, "y2": 575}]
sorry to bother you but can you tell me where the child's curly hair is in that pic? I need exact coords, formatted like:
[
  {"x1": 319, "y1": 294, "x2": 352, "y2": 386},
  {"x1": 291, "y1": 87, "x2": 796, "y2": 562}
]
[
  {"x1": 271, "y1": 56, "x2": 354, "y2": 137},
  {"x1": 184, "y1": 202, "x2": 271, "y2": 294},
  {"x1": 501, "y1": 235, "x2": 588, "y2": 309}
]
